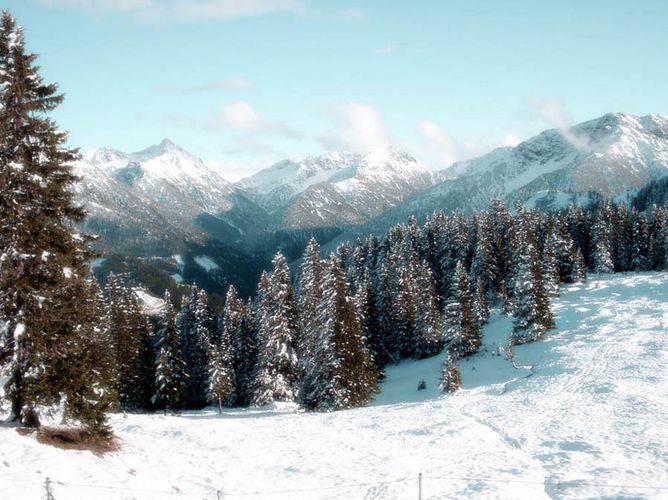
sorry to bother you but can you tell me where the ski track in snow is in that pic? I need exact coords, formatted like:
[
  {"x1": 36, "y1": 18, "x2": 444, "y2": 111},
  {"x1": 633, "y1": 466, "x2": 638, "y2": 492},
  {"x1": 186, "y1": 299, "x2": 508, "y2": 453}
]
[{"x1": 2, "y1": 273, "x2": 668, "y2": 499}]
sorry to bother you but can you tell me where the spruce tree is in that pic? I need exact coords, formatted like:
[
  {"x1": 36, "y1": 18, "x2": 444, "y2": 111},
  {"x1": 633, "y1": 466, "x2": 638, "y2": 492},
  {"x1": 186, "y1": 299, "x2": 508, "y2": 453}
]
[
  {"x1": 297, "y1": 238, "x2": 323, "y2": 378},
  {"x1": 153, "y1": 291, "x2": 185, "y2": 413},
  {"x1": 439, "y1": 350, "x2": 461, "y2": 393},
  {"x1": 300, "y1": 257, "x2": 378, "y2": 411},
  {"x1": 218, "y1": 285, "x2": 241, "y2": 405},
  {"x1": 443, "y1": 261, "x2": 481, "y2": 356},
  {"x1": 413, "y1": 261, "x2": 443, "y2": 359},
  {"x1": 511, "y1": 224, "x2": 555, "y2": 345},
  {"x1": 232, "y1": 299, "x2": 257, "y2": 407},
  {"x1": 0, "y1": 12, "x2": 109, "y2": 431},
  {"x1": 252, "y1": 254, "x2": 300, "y2": 406}
]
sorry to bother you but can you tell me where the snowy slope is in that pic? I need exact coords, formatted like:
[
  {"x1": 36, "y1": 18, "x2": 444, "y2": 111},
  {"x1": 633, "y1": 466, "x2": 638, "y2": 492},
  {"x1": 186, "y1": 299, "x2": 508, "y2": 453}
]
[
  {"x1": 3, "y1": 272, "x2": 668, "y2": 499},
  {"x1": 238, "y1": 148, "x2": 438, "y2": 228}
]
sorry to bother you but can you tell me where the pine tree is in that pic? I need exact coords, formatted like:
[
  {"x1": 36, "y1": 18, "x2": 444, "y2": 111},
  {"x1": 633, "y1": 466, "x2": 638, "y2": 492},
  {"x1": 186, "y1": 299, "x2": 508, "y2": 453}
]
[
  {"x1": 354, "y1": 268, "x2": 387, "y2": 369},
  {"x1": 443, "y1": 261, "x2": 481, "y2": 356},
  {"x1": 153, "y1": 291, "x2": 185, "y2": 414},
  {"x1": 511, "y1": 223, "x2": 555, "y2": 345},
  {"x1": 439, "y1": 350, "x2": 461, "y2": 393},
  {"x1": 252, "y1": 254, "x2": 300, "y2": 406},
  {"x1": 178, "y1": 288, "x2": 211, "y2": 408},
  {"x1": 592, "y1": 212, "x2": 614, "y2": 274},
  {"x1": 232, "y1": 299, "x2": 257, "y2": 407},
  {"x1": 300, "y1": 257, "x2": 378, "y2": 411},
  {"x1": 218, "y1": 285, "x2": 241, "y2": 405},
  {"x1": 413, "y1": 261, "x2": 443, "y2": 358},
  {"x1": 297, "y1": 238, "x2": 323, "y2": 379},
  {"x1": 0, "y1": 12, "x2": 109, "y2": 431},
  {"x1": 472, "y1": 277, "x2": 490, "y2": 326},
  {"x1": 105, "y1": 274, "x2": 142, "y2": 410}
]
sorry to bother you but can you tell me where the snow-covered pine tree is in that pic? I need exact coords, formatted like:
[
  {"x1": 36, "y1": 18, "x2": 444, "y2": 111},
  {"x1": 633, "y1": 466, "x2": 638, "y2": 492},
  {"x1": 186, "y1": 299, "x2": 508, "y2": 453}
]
[
  {"x1": 153, "y1": 291, "x2": 185, "y2": 414},
  {"x1": 105, "y1": 274, "x2": 142, "y2": 410},
  {"x1": 511, "y1": 222, "x2": 555, "y2": 345},
  {"x1": 300, "y1": 257, "x2": 378, "y2": 411},
  {"x1": 592, "y1": 211, "x2": 614, "y2": 274},
  {"x1": 218, "y1": 285, "x2": 241, "y2": 405},
  {"x1": 125, "y1": 289, "x2": 155, "y2": 410},
  {"x1": 472, "y1": 277, "x2": 490, "y2": 326},
  {"x1": 439, "y1": 350, "x2": 461, "y2": 393},
  {"x1": 0, "y1": 12, "x2": 110, "y2": 431},
  {"x1": 442, "y1": 261, "x2": 481, "y2": 356},
  {"x1": 252, "y1": 254, "x2": 300, "y2": 406},
  {"x1": 354, "y1": 268, "x2": 387, "y2": 369},
  {"x1": 470, "y1": 212, "x2": 498, "y2": 304},
  {"x1": 232, "y1": 298, "x2": 257, "y2": 407},
  {"x1": 177, "y1": 288, "x2": 211, "y2": 408},
  {"x1": 573, "y1": 248, "x2": 587, "y2": 283},
  {"x1": 413, "y1": 261, "x2": 443, "y2": 359},
  {"x1": 630, "y1": 207, "x2": 650, "y2": 271},
  {"x1": 541, "y1": 229, "x2": 560, "y2": 297},
  {"x1": 297, "y1": 238, "x2": 323, "y2": 378}
]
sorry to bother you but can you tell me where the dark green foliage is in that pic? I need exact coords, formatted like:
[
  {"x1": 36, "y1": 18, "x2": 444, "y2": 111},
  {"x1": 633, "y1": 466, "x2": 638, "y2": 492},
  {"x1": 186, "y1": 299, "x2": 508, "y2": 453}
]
[
  {"x1": 153, "y1": 291, "x2": 185, "y2": 413},
  {"x1": 0, "y1": 11, "x2": 111, "y2": 433}
]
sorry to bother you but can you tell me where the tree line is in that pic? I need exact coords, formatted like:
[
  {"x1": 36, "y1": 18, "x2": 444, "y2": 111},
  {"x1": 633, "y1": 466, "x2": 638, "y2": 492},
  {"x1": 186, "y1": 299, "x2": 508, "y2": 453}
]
[{"x1": 92, "y1": 195, "x2": 668, "y2": 418}]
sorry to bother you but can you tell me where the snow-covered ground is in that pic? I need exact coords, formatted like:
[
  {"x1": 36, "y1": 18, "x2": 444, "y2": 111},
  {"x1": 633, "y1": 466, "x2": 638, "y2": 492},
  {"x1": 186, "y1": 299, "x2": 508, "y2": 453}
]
[{"x1": 2, "y1": 273, "x2": 668, "y2": 499}]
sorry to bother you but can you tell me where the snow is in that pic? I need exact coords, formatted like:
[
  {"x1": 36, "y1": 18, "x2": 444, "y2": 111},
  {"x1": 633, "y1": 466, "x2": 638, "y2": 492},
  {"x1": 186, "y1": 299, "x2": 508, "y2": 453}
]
[
  {"x1": 170, "y1": 273, "x2": 184, "y2": 284},
  {"x1": 2, "y1": 273, "x2": 668, "y2": 499},
  {"x1": 132, "y1": 289, "x2": 165, "y2": 316},
  {"x1": 194, "y1": 255, "x2": 220, "y2": 272}
]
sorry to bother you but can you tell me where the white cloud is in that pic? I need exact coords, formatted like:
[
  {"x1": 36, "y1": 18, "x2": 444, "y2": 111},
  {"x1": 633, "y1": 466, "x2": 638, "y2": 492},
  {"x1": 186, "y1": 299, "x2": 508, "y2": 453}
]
[
  {"x1": 320, "y1": 102, "x2": 392, "y2": 153},
  {"x1": 218, "y1": 101, "x2": 264, "y2": 130},
  {"x1": 417, "y1": 120, "x2": 519, "y2": 169},
  {"x1": 503, "y1": 133, "x2": 521, "y2": 147},
  {"x1": 524, "y1": 97, "x2": 591, "y2": 151},
  {"x1": 159, "y1": 78, "x2": 254, "y2": 92},
  {"x1": 207, "y1": 158, "x2": 270, "y2": 182},
  {"x1": 34, "y1": 0, "x2": 303, "y2": 24}
]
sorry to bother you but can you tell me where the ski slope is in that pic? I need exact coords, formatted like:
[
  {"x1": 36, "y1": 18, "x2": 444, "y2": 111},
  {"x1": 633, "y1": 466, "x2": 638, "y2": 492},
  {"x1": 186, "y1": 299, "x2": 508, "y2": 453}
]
[{"x1": 2, "y1": 273, "x2": 668, "y2": 499}]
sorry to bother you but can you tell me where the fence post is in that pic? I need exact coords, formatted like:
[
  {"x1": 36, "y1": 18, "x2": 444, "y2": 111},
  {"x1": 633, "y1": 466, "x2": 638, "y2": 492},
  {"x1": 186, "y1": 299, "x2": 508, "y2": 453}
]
[
  {"x1": 45, "y1": 477, "x2": 55, "y2": 500},
  {"x1": 418, "y1": 472, "x2": 422, "y2": 500}
]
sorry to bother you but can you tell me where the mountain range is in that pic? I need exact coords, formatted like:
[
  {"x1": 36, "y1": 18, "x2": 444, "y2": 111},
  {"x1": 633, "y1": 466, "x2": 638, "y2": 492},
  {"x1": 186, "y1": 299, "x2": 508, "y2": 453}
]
[{"x1": 73, "y1": 112, "x2": 668, "y2": 300}]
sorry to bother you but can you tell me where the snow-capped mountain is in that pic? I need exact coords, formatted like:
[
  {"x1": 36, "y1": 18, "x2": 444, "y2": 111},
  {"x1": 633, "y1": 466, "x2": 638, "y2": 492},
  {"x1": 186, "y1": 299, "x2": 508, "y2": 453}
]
[
  {"x1": 74, "y1": 139, "x2": 267, "y2": 255},
  {"x1": 239, "y1": 148, "x2": 438, "y2": 229},
  {"x1": 373, "y1": 113, "x2": 668, "y2": 225}
]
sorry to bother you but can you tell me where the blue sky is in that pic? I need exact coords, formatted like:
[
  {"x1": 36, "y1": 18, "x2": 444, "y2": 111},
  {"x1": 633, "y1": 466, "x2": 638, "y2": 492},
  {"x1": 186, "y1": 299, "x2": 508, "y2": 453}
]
[{"x1": 6, "y1": 0, "x2": 668, "y2": 180}]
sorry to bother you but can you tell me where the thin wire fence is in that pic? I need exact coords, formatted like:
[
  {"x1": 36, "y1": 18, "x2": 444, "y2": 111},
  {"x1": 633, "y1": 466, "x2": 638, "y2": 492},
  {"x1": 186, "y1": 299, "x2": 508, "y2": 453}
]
[{"x1": 34, "y1": 472, "x2": 668, "y2": 499}]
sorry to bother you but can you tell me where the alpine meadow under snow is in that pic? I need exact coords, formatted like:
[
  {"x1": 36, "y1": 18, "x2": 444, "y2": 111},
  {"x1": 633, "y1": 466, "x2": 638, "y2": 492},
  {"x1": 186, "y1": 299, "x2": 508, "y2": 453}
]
[{"x1": 2, "y1": 272, "x2": 667, "y2": 499}]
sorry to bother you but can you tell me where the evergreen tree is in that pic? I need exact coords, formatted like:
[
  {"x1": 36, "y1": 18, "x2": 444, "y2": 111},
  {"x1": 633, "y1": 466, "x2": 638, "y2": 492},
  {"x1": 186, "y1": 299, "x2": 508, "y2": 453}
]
[
  {"x1": 592, "y1": 212, "x2": 614, "y2": 274},
  {"x1": 472, "y1": 277, "x2": 490, "y2": 326},
  {"x1": 252, "y1": 254, "x2": 300, "y2": 405},
  {"x1": 354, "y1": 268, "x2": 387, "y2": 370},
  {"x1": 297, "y1": 238, "x2": 323, "y2": 379},
  {"x1": 300, "y1": 258, "x2": 378, "y2": 411},
  {"x1": 153, "y1": 291, "x2": 185, "y2": 413},
  {"x1": 232, "y1": 299, "x2": 257, "y2": 407},
  {"x1": 442, "y1": 261, "x2": 481, "y2": 356},
  {"x1": 511, "y1": 224, "x2": 555, "y2": 345},
  {"x1": 413, "y1": 261, "x2": 443, "y2": 358},
  {"x1": 0, "y1": 12, "x2": 109, "y2": 431},
  {"x1": 439, "y1": 350, "x2": 461, "y2": 393},
  {"x1": 177, "y1": 288, "x2": 211, "y2": 408},
  {"x1": 218, "y1": 285, "x2": 241, "y2": 405}
]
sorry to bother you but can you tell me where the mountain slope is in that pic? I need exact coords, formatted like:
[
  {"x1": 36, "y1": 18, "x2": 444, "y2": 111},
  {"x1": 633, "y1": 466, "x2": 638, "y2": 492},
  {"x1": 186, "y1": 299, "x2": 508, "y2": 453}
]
[
  {"x1": 239, "y1": 148, "x2": 439, "y2": 229},
  {"x1": 3, "y1": 273, "x2": 667, "y2": 499},
  {"x1": 356, "y1": 113, "x2": 668, "y2": 235}
]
